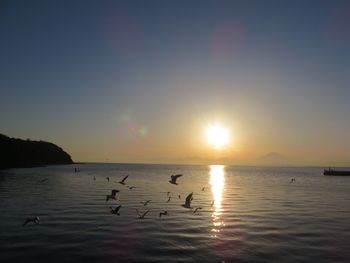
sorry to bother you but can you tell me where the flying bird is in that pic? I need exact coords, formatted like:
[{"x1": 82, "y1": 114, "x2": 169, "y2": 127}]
[
  {"x1": 169, "y1": 174, "x2": 183, "y2": 185},
  {"x1": 136, "y1": 209, "x2": 150, "y2": 219},
  {"x1": 119, "y1": 175, "x2": 129, "y2": 185},
  {"x1": 106, "y1": 189, "x2": 120, "y2": 202},
  {"x1": 193, "y1": 207, "x2": 202, "y2": 214},
  {"x1": 159, "y1": 211, "x2": 168, "y2": 218},
  {"x1": 141, "y1": 200, "x2": 151, "y2": 206},
  {"x1": 110, "y1": 205, "x2": 122, "y2": 215},
  {"x1": 23, "y1": 216, "x2": 40, "y2": 226},
  {"x1": 182, "y1": 192, "x2": 193, "y2": 208}
]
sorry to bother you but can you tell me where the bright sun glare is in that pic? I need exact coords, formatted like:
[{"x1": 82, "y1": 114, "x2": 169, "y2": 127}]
[{"x1": 206, "y1": 124, "x2": 230, "y2": 149}]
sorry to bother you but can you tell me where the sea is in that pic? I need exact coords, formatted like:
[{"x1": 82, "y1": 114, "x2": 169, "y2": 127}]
[{"x1": 0, "y1": 164, "x2": 349, "y2": 263}]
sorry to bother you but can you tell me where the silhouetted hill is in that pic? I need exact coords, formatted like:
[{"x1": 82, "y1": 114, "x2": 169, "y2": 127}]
[{"x1": 0, "y1": 134, "x2": 73, "y2": 169}]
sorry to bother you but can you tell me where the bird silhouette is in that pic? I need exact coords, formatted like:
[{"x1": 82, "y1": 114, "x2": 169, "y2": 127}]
[
  {"x1": 136, "y1": 209, "x2": 150, "y2": 219},
  {"x1": 23, "y1": 216, "x2": 40, "y2": 226},
  {"x1": 110, "y1": 205, "x2": 122, "y2": 215},
  {"x1": 159, "y1": 211, "x2": 168, "y2": 218},
  {"x1": 182, "y1": 192, "x2": 193, "y2": 208},
  {"x1": 141, "y1": 200, "x2": 151, "y2": 206},
  {"x1": 169, "y1": 174, "x2": 183, "y2": 185},
  {"x1": 106, "y1": 189, "x2": 119, "y2": 202},
  {"x1": 119, "y1": 175, "x2": 129, "y2": 185},
  {"x1": 193, "y1": 207, "x2": 202, "y2": 213}
]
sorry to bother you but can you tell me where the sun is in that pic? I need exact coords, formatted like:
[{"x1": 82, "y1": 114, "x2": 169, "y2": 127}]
[{"x1": 206, "y1": 124, "x2": 230, "y2": 149}]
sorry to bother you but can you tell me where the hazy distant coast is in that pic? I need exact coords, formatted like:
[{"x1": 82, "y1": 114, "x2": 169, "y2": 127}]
[{"x1": 0, "y1": 134, "x2": 73, "y2": 169}]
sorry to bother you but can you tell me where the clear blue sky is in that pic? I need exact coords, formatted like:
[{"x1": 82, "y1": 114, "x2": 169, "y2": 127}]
[{"x1": 1, "y1": 0, "x2": 350, "y2": 165}]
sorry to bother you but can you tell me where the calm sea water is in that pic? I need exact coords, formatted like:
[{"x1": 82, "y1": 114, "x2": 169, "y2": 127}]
[{"x1": 0, "y1": 164, "x2": 349, "y2": 263}]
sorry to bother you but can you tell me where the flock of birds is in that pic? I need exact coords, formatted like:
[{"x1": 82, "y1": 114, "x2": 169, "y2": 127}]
[
  {"x1": 22, "y1": 169, "x2": 300, "y2": 226},
  {"x1": 23, "y1": 170, "x2": 214, "y2": 226},
  {"x1": 105, "y1": 173, "x2": 211, "y2": 220}
]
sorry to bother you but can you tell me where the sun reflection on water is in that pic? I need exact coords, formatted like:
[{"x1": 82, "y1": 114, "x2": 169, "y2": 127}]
[{"x1": 209, "y1": 165, "x2": 225, "y2": 236}]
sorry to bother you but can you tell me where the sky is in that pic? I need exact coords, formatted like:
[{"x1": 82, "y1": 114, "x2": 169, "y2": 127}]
[{"x1": 1, "y1": 0, "x2": 350, "y2": 165}]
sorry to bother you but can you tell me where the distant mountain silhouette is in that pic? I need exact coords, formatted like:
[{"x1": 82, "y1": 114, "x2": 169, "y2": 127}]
[{"x1": 0, "y1": 134, "x2": 73, "y2": 169}]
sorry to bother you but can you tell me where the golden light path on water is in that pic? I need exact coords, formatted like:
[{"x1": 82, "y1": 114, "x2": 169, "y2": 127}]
[{"x1": 209, "y1": 165, "x2": 225, "y2": 237}]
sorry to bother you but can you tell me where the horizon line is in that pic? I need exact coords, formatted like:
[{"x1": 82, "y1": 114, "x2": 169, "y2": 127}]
[{"x1": 72, "y1": 161, "x2": 347, "y2": 169}]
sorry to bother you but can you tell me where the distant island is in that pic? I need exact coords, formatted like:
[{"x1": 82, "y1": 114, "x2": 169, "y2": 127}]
[{"x1": 0, "y1": 134, "x2": 73, "y2": 169}]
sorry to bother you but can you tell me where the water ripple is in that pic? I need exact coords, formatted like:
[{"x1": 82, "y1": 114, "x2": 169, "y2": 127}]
[{"x1": 1, "y1": 164, "x2": 350, "y2": 262}]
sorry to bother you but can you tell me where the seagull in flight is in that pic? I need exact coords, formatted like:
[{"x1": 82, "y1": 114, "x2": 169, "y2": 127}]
[
  {"x1": 169, "y1": 174, "x2": 183, "y2": 185},
  {"x1": 136, "y1": 209, "x2": 150, "y2": 219},
  {"x1": 159, "y1": 211, "x2": 168, "y2": 218},
  {"x1": 106, "y1": 189, "x2": 119, "y2": 202},
  {"x1": 193, "y1": 207, "x2": 202, "y2": 214},
  {"x1": 119, "y1": 175, "x2": 129, "y2": 185},
  {"x1": 23, "y1": 216, "x2": 40, "y2": 226},
  {"x1": 110, "y1": 205, "x2": 122, "y2": 215},
  {"x1": 141, "y1": 200, "x2": 151, "y2": 206},
  {"x1": 182, "y1": 192, "x2": 193, "y2": 208}
]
